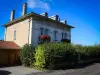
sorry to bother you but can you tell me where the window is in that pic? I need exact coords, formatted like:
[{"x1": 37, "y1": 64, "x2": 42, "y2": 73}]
[
  {"x1": 44, "y1": 29, "x2": 49, "y2": 35},
  {"x1": 62, "y1": 32, "x2": 64, "y2": 39},
  {"x1": 40, "y1": 28, "x2": 44, "y2": 35},
  {"x1": 13, "y1": 30, "x2": 16, "y2": 40},
  {"x1": 54, "y1": 31, "x2": 57, "y2": 41},
  {"x1": 64, "y1": 33, "x2": 67, "y2": 39}
]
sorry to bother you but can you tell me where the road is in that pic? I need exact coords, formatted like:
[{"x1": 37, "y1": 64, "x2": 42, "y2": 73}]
[
  {"x1": 0, "y1": 63, "x2": 100, "y2": 75},
  {"x1": 0, "y1": 66, "x2": 40, "y2": 75},
  {"x1": 29, "y1": 63, "x2": 100, "y2": 75}
]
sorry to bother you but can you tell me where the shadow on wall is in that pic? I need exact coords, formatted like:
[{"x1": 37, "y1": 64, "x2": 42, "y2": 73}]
[{"x1": 0, "y1": 70, "x2": 11, "y2": 75}]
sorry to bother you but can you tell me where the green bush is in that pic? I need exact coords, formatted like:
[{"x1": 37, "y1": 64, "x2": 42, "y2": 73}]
[
  {"x1": 34, "y1": 43, "x2": 100, "y2": 69},
  {"x1": 20, "y1": 44, "x2": 35, "y2": 67},
  {"x1": 75, "y1": 44, "x2": 100, "y2": 60},
  {"x1": 34, "y1": 45, "x2": 46, "y2": 68},
  {"x1": 34, "y1": 42, "x2": 77, "y2": 69}
]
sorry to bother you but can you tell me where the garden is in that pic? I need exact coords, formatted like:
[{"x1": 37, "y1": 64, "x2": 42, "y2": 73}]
[{"x1": 20, "y1": 42, "x2": 100, "y2": 70}]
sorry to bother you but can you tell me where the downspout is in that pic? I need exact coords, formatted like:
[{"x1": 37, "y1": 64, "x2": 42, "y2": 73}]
[
  {"x1": 4, "y1": 27, "x2": 7, "y2": 41},
  {"x1": 28, "y1": 18, "x2": 32, "y2": 44},
  {"x1": 69, "y1": 28, "x2": 71, "y2": 43}
]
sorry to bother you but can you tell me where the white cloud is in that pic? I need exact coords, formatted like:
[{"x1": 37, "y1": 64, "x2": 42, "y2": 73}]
[{"x1": 27, "y1": 0, "x2": 50, "y2": 10}]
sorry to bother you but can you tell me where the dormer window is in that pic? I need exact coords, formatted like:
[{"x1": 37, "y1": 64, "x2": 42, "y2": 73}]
[{"x1": 13, "y1": 29, "x2": 16, "y2": 40}]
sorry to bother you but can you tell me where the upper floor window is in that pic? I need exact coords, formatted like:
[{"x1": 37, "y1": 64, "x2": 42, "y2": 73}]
[
  {"x1": 40, "y1": 28, "x2": 44, "y2": 35},
  {"x1": 64, "y1": 33, "x2": 67, "y2": 39},
  {"x1": 62, "y1": 32, "x2": 64, "y2": 39},
  {"x1": 62, "y1": 32, "x2": 67, "y2": 39},
  {"x1": 54, "y1": 31, "x2": 57, "y2": 41},
  {"x1": 13, "y1": 30, "x2": 16, "y2": 40},
  {"x1": 44, "y1": 29, "x2": 49, "y2": 35}
]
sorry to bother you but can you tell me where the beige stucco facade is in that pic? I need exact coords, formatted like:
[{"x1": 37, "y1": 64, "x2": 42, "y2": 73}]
[{"x1": 5, "y1": 18, "x2": 32, "y2": 47}]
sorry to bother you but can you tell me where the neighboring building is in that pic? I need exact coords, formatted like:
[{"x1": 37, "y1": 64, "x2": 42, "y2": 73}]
[
  {"x1": 0, "y1": 40, "x2": 20, "y2": 65},
  {"x1": 3, "y1": 3, "x2": 74, "y2": 46}
]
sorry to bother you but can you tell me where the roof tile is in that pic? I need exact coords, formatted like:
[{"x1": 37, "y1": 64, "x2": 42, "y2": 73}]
[{"x1": 0, "y1": 41, "x2": 20, "y2": 49}]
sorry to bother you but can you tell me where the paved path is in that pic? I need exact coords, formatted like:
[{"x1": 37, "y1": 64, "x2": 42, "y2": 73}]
[
  {"x1": 29, "y1": 63, "x2": 100, "y2": 75},
  {"x1": 1, "y1": 63, "x2": 100, "y2": 75},
  {"x1": 0, "y1": 66, "x2": 40, "y2": 75}
]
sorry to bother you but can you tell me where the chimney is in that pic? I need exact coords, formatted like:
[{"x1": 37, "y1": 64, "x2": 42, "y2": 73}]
[
  {"x1": 41, "y1": 12, "x2": 48, "y2": 17},
  {"x1": 10, "y1": 10, "x2": 15, "y2": 21},
  {"x1": 22, "y1": 3, "x2": 27, "y2": 16},
  {"x1": 61, "y1": 20, "x2": 67, "y2": 24},
  {"x1": 49, "y1": 15, "x2": 59, "y2": 21}
]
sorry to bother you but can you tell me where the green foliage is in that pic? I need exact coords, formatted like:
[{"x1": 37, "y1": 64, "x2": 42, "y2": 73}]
[
  {"x1": 34, "y1": 43, "x2": 100, "y2": 69},
  {"x1": 74, "y1": 44, "x2": 100, "y2": 60},
  {"x1": 34, "y1": 42, "x2": 77, "y2": 69},
  {"x1": 20, "y1": 44, "x2": 35, "y2": 67},
  {"x1": 20, "y1": 43, "x2": 100, "y2": 70},
  {"x1": 34, "y1": 45, "x2": 46, "y2": 68}
]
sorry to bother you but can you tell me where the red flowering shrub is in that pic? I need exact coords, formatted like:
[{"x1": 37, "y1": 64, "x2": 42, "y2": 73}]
[
  {"x1": 40, "y1": 35, "x2": 51, "y2": 43},
  {"x1": 41, "y1": 35, "x2": 48, "y2": 40},
  {"x1": 61, "y1": 39, "x2": 70, "y2": 43}
]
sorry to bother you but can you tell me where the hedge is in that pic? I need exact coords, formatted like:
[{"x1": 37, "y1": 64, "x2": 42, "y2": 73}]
[
  {"x1": 34, "y1": 43, "x2": 100, "y2": 69},
  {"x1": 20, "y1": 44, "x2": 35, "y2": 67},
  {"x1": 34, "y1": 43, "x2": 77, "y2": 69},
  {"x1": 75, "y1": 44, "x2": 100, "y2": 60},
  {"x1": 20, "y1": 43, "x2": 100, "y2": 69}
]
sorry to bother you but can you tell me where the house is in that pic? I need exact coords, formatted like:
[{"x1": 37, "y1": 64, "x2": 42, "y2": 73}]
[{"x1": 3, "y1": 3, "x2": 74, "y2": 47}]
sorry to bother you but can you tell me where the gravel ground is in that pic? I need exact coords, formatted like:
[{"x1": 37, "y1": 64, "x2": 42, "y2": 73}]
[{"x1": 28, "y1": 63, "x2": 100, "y2": 75}]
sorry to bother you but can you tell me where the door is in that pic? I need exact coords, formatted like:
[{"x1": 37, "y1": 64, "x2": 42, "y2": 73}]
[
  {"x1": 0, "y1": 50, "x2": 8, "y2": 65},
  {"x1": 9, "y1": 52, "x2": 15, "y2": 65}
]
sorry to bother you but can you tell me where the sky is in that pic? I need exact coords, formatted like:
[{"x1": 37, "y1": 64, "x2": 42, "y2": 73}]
[{"x1": 0, "y1": 0, "x2": 100, "y2": 45}]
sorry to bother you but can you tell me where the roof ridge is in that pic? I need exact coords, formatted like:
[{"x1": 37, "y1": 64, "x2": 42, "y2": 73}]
[{"x1": 3, "y1": 12, "x2": 75, "y2": 28}]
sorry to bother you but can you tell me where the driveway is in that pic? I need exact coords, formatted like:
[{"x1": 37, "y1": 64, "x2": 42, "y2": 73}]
[
  {"x1": 1, "y1": 63, "x2": 100, "y2": 75},
  {"x1": 0, "y1": 66, "x2": 40, "y2": 75},
  {"x1": 29, "y1": 63, "x2": 100, "y2": 75}
]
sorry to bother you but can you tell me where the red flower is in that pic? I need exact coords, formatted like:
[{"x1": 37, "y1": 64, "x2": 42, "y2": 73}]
[
  {"x1": 40, "y1": 35, "x2": 49, "y2": 40},
  {"x1": 40, "y1": 35, "x2": 51, "y2": 42}
]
